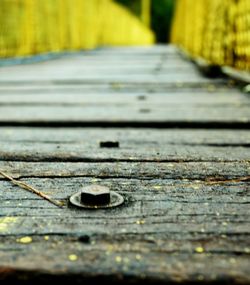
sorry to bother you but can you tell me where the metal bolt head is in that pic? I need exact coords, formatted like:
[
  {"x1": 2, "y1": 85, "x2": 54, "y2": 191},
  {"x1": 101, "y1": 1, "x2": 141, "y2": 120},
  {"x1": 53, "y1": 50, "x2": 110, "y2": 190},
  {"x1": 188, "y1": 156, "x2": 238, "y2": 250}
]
[
  {"x1": 69, "y1": 185, "x2": 124, "y2": 209},
  {"x1": 80, "y1": 185, "x2": 110, "y2": 206}
]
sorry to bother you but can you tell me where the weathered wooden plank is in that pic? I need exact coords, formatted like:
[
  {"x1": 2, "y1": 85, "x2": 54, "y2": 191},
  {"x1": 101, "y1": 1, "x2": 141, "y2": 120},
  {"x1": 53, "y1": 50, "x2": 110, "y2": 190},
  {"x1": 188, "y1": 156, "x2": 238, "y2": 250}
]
[
  {"x1": 0, "y1": 105, "x2": 249, "y2": 125},
  {"x1": 0, "y1": 84, "x2": 242, "y2": 97},
  {"x1": 0, "y1": 63, "x2": 199, "y2": 76},
  {"x1": 0, "y1": 239, "x2": 249, "y2": 284},
  {"x1": 0, "y1": 76, "x2": 227, "y2": 86},
  {"x1": 0, "y1": 92, "x2": 248, "y2": 106},
  {"x1": 2, "y1": 181, "x2": 249, "y2": 206},
  {"x1": 0, "y1": 81, "x2": 233, "y2": 95},
  {"x1": 0, "y1": 176, "x2": 249, "y2": 283},
  {"x1": 0, "y1": 57, "x2": 194, "y2": 71},
  {"x1": 0, "y1": 161, "x2": 249, "y2": 180},
  {"x1": 0, "y1": 55, "x2": 188, "y2": 65},
  {"x1": 1, "y1": 128, "x2": 249, "y2": 145},
  {"x1": 1, "y1": 59, "x2": 193, "y2": 72},
  {"x1": 1, "y1": 62, "x2": 194, "y2": 72},
  {"x1": 0, "y1": 83, "x2": 226, "y2": 91},
  {"x1": 0, "y1": 140, "x2": 249, "y2": 161},
  {"x1": 84, "y1": 45, "x2": 178, "y2": 54},
  {"x1": 0, "y1": 176, "x2": 249, "y2": 236},
  {"x1": 0, "y1": 128, "x2": 249, "y2": 162},
  {"x1": 0, "y1": 64, "x2": 197, "y2": 73},
  {"x1": 0, "y1": 176, "x2": 249, "y2": 206},
  {"x1": 0, "y1": 49, "x2": 228, "y2": 86},
  {"x1": 0, "y1": 45, "x2": 249, "y2": 285},
  {"x1": 0, "y1": 205, "x2": 249, "y2": 233}
]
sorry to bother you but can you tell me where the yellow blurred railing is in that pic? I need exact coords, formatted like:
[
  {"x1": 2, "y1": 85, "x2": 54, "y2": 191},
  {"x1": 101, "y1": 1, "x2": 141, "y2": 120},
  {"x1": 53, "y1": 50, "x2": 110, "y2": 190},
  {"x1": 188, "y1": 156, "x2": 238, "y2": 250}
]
[
  {"x1": 0, "y1": 0, "x2": 155, "y2": 58},
  {"x1": 171, "y1": 0, "x2": 250, "y2": 72},
  {"x1": 141, "y1": 0, "x2": 151, "y2": 28}
]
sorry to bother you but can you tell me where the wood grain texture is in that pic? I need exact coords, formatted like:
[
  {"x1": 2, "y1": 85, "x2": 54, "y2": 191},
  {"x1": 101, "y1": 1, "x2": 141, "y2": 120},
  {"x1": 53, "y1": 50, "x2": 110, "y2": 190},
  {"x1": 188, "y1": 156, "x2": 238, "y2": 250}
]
[
  {"x1": 0, "y1": 92, "x2": 248, "y2": 106},
  {"x1": 0, "y1": 82, "x2": 235, "y2": 95},
  {"x1": 0, "y1": 46, "x2": 227, "y2": 87},
  {"x1": 0, "y1": 161, "x2": 249, "y2": 180},
  {"x1": 0, "y1": 105, "x2": 249, "y2": 125},
  {"x1": 1, "y1": 128, "x2": 249, "y2": 145},
  {"x1": 0, "y1": 128, "x2": 249, "y2": 162},
  {"x1": 0, "y1": 141, "x2": 249, "y2": 162},
  {"x1": 0, "y1": 176, "x2": 249, "y2": 284},
  {"x1": 0, "y1": 46, "x2": 249, "y2": 284}
]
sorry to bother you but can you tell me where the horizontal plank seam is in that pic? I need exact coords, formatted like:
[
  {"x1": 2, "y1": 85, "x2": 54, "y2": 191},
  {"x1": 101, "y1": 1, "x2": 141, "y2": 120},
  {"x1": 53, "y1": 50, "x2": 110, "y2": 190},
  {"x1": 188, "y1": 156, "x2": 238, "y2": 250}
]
[
  {"x1": 0, "y1": 121, "x2": 249, "y2": 129},
  {"x1": 0, "y1": 158, "x2": 249, "y2": 163},
  {"x1": 0, "y1": 232, "x2": 250, "y2": 238},
  {"x1": 1, "y1": 174, "x2": 250, "y2": 183}
]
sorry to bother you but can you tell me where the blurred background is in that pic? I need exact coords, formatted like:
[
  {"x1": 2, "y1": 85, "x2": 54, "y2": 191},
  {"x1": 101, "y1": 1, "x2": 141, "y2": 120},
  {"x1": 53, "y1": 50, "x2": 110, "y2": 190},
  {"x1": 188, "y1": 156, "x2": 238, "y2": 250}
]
[
  {"x1": 0, "y1": 0, "x2": 174, "y2": 59},
  {"x1": 0, "y1": 0, "x2": 250, "y2": 73},
  {"x1": 115, "y1": 0, "x2": 175, "y2": 42}
]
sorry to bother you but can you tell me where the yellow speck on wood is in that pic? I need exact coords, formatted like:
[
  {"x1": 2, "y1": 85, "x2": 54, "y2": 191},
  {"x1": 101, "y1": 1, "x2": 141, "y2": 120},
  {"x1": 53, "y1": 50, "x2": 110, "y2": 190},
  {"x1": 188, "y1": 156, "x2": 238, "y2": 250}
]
[
  {"x1": 195, "y1": 247, "x2": 204, "y2": 253},
  {"x1": 153, "y1": 186, "x2": 162, "y2": 190},
  {"x1": 68, "y1": 254, "x2": 78, "y2": 261},
  {"x1": 136, "y1": 220, "x2": 145, "y2": 225},
  {"x1": 167, "y1": 164, "x2": 174, "y2": 168},
  {"x1": 115, "y1": 256, "x2": 122, "y2": 263},
  {"x1": 44, "y1": 235, "x2": 50, "y2": 241},
  {"x1": 17, "y1": 236, "x2": 33, "y2": 244},
  {"x1": 244, "y1": 248, "x2": 250, "y2": 253},
  {"x1": 192, "y1": 185, "x2": 200, "y2": 190},
  {"x1": 0, "y1": 217, "x2": 18, "y2": 232},
  {"x1": 135, "y1": 254, "x2": 142, "y2": 260}
]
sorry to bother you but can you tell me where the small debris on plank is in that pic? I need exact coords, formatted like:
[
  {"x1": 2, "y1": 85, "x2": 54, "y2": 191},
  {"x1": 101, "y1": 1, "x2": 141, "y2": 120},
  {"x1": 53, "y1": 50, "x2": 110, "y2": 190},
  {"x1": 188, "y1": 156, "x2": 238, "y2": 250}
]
[{"x1": 99, "y1": 141, "x2": 119, "y2": 148}]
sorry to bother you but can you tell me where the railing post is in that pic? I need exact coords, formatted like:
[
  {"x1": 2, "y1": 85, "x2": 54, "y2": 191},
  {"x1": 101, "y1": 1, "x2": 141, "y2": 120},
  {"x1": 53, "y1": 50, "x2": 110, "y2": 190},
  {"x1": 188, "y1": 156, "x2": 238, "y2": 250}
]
[{"x1": 141, "y1": 0, "x2": 151, "y2": 27}]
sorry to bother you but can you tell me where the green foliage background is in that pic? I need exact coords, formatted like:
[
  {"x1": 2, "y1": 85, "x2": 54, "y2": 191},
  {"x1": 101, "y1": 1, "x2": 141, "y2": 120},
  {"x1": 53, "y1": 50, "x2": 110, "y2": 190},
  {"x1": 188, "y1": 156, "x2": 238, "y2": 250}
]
[{"x1": 115, "y1": 0, "x2": 175, "y2": 42}]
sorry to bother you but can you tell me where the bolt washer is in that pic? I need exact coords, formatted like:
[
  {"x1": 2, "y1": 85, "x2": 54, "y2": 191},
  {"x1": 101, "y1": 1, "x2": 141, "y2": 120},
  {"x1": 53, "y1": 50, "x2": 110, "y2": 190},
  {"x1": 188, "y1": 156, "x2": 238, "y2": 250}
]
[{"x1": 69, "y1": 191, "x2": 124, "y2": 209}]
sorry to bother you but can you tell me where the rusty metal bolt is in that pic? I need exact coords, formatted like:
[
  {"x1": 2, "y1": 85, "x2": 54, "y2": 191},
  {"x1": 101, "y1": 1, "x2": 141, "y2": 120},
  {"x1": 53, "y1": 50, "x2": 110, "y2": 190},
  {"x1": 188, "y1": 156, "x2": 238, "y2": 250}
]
[{"x1": 80, "y1": 185, "x2": 110, "y2": 206}]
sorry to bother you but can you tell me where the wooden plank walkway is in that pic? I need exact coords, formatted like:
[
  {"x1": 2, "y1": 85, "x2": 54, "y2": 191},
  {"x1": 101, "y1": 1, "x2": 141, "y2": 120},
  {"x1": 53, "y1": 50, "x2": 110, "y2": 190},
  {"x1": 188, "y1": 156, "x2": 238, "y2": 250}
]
[{"x1": 0, "y1": 45, "x2": 249, "y2": 284}]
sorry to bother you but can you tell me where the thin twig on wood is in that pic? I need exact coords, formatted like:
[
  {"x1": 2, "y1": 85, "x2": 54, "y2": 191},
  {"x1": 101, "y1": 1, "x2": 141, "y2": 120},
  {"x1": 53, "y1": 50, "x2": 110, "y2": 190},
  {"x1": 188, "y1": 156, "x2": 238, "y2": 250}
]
[
  {"x1": 182, "y1": 176, "x2": 250, "y2": 187},
  {"x1": 0, "y1": 170, "x2": 64, "y2": 208},
  {"x1": 205, "y1": 176, "x2": 250, "y2": 185}
]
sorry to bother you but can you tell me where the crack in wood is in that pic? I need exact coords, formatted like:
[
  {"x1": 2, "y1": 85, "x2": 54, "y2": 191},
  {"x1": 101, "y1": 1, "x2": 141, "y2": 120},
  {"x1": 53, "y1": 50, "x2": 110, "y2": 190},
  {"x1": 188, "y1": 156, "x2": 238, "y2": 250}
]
[{"x1": 0, "y1": 121, "x2": 249, "y2": 129}]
